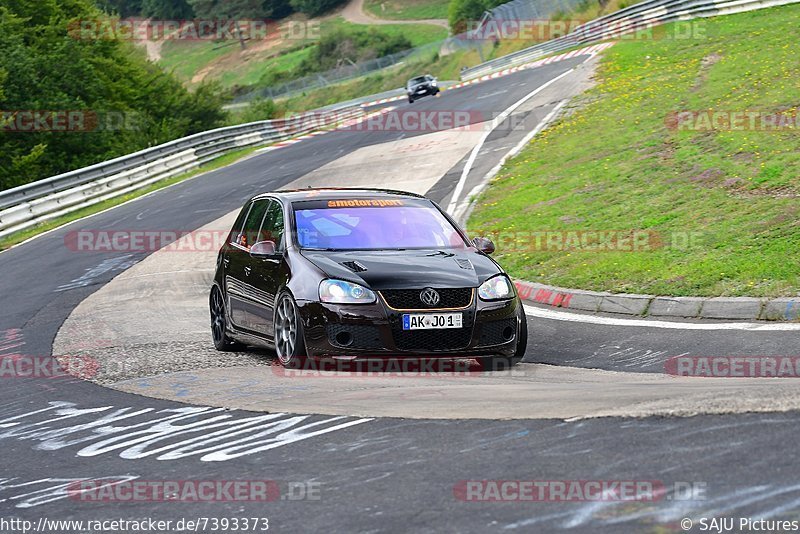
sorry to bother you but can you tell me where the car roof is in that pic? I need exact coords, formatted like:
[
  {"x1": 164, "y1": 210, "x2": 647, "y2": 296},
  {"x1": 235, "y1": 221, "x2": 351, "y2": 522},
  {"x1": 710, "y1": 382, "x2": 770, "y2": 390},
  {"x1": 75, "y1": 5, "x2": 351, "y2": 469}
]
[{"x1": 253, "y1": 188, "x2": 427, "y2": 202}]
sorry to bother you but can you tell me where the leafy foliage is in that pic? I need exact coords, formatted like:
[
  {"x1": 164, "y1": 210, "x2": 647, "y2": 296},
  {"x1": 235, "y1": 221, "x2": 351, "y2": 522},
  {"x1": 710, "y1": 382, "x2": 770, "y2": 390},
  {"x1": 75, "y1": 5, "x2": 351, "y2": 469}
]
[
  {"x1": 448, "y1": 0, "x2": 503, "y2": 33},
  {"x1": 289, "y1": 0, "x2": 347, "y2": 17},
  {"x1": 297, "y1": 27, "x2": 412, "y2": 74},
  {"x1": 187, "y1": 0, "x2": 294, "y2": 18},
  {"x1": 0, "y1": 0, "x2": 228, "y2": 191},
  {"x1": 95, "y1": 0, "x2": 142, "y2": 17},
  {"x1": 141, "y1": 0, "x2": 194, "y2": 19}
]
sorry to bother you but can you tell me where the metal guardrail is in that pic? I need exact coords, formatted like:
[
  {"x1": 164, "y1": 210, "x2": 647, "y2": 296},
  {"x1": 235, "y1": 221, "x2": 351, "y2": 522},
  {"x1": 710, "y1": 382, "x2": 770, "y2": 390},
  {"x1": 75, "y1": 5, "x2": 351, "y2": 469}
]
[
  {"x1": 232, "y1": 41, "x2": 444, "y2": 105},
  {"x1": 0, "y1": 107, "x2": 363, "y2": 239},
  {"x1": 3, "y1": 0, "x2": 795, "y2": 240},
  {"x1": 231, "y1": 0, "x2": 586, "y2": 106},
  {"x1": 461, "y1": 0, "x2": 800, "y2": 80}
]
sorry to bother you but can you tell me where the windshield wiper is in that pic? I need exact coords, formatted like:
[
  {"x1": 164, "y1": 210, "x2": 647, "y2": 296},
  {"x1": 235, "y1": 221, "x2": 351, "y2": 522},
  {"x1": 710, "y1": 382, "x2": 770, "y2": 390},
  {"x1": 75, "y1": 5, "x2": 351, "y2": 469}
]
[{"x1": 426, "y1": 250, "x2": 455, "y2": 258}]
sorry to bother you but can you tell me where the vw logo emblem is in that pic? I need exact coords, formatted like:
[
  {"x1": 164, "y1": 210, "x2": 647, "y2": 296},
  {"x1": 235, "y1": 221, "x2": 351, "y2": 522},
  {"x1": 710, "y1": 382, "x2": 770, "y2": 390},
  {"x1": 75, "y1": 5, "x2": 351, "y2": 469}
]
[{"x1": 420, "y1": 288, "x2": 441, "y2": 307}]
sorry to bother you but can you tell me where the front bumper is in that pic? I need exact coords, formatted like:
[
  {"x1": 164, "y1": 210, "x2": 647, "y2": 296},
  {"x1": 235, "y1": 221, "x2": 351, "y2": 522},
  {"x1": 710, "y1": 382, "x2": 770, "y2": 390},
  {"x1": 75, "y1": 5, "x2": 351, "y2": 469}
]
[
  {"x1": 297, "y1": 293, "x2": 521, "y2": 359},
  {"x1": 408, "y1": 85, "x2": 438, "y2": 97}
]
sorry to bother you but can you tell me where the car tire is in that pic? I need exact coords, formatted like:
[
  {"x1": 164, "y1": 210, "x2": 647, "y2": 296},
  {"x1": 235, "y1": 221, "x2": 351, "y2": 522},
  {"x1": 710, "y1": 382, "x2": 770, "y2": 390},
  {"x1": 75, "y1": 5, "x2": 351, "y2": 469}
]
[
  {"x1": 210, "y1": 286, "x2": 246, "y2": 352},
  {"x1": 274, "y1": 292, "x2": 307, "y2": 368},
  {"x1": 408, "y1": 96, "x2": 414, "y2": 104},
  {"x1": 476, "y1": 306, "x2": 527, "y2": 371}
]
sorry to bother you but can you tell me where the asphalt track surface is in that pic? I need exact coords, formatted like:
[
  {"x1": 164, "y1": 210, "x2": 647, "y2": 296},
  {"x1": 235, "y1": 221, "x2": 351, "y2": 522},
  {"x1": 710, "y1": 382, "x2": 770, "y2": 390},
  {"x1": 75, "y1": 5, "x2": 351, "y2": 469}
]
[{"x1": 1, "y1": 55, "x2": 800, "y2": 532}]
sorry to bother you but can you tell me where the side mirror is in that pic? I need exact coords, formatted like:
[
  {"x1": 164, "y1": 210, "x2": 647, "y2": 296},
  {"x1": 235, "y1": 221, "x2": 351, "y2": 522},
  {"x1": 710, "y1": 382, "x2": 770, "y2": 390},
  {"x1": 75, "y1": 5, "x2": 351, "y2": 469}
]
[
  {"x1": 473, "y1": 236, "x2": 495, "y2": 255},
  {"x1": 250, "y1": 240, "x2": 278, "y2": 259}
]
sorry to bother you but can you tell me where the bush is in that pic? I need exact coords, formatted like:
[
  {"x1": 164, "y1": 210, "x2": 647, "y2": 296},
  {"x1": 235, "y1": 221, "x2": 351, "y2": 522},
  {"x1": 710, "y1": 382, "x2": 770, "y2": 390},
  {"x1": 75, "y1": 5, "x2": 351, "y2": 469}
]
[
  {"x1": 228, "y1": 98, "x2": 278, "y2": 125},
  {"x1": 289, "y1": 0, "x2": 347, "y2": 17},
  {"x1": 448, "y1": 0, "x2": 490, "y2": 34},
  {"x1": 0, "y1": 0, "x2": 228, "y2": 191},
  {"x1": 296, "y1": 27, "x2": 412, "y2": 75}
]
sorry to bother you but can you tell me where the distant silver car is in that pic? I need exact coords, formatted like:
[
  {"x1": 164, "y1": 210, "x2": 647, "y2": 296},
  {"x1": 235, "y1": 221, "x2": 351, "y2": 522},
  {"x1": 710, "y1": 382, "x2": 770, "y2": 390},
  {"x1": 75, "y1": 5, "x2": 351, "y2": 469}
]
[{"x1": 406, "y1": 75, "x2": 440, "y2": 103}]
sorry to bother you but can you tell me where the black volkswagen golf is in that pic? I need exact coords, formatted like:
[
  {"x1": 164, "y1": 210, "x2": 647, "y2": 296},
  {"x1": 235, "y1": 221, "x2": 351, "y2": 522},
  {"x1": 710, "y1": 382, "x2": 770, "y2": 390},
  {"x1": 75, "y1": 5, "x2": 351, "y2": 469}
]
[{"x1": 210, "y1": 189, "x2": 527, "y2": 369}]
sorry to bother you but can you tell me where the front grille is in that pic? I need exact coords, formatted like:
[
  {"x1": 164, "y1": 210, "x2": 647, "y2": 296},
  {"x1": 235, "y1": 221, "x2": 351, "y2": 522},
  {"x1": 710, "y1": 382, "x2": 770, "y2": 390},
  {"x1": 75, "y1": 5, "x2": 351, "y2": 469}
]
[
  {"x1": 388, "y1": 310, "x2": 475, "y2": 351},
  {"x1": 393, "y1": 328, "x2": 474, "y2": 351},
  {"x1": 326, "y1": 324, "x2": 383, "y2": 349},
  {"x1": 381, "y1": 288, "x2": 473, "y2": 310},
  {"x1": 477, "y1": 318, "x2": 517, "y2": 347}
]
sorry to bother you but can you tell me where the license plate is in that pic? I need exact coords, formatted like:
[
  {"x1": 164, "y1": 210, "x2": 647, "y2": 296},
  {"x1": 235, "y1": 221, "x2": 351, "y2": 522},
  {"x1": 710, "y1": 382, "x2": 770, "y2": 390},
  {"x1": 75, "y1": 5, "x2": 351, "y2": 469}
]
[{"x1": 402, "y1": 313, "x2": 462, "y2": 330}]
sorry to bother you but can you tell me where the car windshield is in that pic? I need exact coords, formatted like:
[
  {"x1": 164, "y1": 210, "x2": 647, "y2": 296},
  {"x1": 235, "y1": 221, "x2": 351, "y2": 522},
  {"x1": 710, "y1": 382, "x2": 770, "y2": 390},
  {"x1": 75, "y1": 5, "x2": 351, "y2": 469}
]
[
  {"x1": 409, "y1": 76, "x2": 427, "y2": 85},
  {"x1": 293, "y1": 199, "x2": 468, "y2": 251}
]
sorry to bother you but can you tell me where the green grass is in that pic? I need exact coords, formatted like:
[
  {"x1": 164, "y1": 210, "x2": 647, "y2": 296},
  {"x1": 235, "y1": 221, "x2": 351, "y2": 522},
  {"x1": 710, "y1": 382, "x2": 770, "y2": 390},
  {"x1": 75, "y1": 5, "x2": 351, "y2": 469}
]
[
  {"x1": 363, "y1": 0, "x2": 449, "y2": 20},
  {"x1": 159, "y1": 17, "x2": 447, "y2": 89},
  {"x1": 275, "y1": 46, "x2": 476, "y2": 112},
  {"x1": 218, "y1": 45, "x2": 315, "y2": 88},
  {"x1": 319, "y1": 17, "x2": 448, "y2": 46},
  {"x1": 159, "y1": 39, "x2": 237, "y2": 83},
  {"x1": 268, "y1": 33, "x2": 583, "y2": 116},
  {"x1": 0, "y1": 147, "x2": 262, "y2": 251},
  {"x1": 224, "y1": 47, "x2": 474, "y2": 125},
  {"x1": 467, "y1": 4, "x2": 800, "y2": 297}
]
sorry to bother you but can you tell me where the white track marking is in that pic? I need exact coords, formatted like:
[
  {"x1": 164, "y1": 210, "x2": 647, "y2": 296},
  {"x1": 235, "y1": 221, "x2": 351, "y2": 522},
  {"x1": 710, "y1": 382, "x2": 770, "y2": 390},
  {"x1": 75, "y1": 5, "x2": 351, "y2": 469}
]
[
  {"x1": 0, "y1": 401, "x2": 372, "y2": 463},
  {"x1": 453, "y1": 99, "x2": 568, "y2": 222},
  {"x1": 524, "y1": 304, "x2": 800, "y2": 331},
  {"x1": 446, "y1": 65, "x2": 581, "y2": 215}
]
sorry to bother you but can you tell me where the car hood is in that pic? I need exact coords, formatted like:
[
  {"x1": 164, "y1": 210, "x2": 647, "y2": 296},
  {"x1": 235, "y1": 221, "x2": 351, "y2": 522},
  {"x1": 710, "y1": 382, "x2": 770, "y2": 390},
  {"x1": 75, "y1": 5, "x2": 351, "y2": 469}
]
[{"x1": 300, "y1": 249, "x2": 501, "y2": 290}]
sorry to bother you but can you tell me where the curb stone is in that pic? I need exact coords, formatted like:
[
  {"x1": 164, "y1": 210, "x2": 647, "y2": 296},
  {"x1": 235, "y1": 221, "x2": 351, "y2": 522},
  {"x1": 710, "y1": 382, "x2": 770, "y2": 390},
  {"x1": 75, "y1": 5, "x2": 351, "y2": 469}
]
[{"x1": 513, "y1": 280, "x2": 800, "y2": 322}]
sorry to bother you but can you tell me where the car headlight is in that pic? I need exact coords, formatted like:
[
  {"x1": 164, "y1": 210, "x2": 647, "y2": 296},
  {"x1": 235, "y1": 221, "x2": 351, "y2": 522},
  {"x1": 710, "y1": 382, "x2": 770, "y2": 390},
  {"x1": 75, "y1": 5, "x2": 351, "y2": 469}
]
[
  {"x1": 319, "y1": 279, "x2": 377, "y2": 304},
  {"x1": 478, "y1": 275, "x2": 514, "y2": 301},
  {"x1": 431, "y1": 80, "x2": 438, "y2": 87}
]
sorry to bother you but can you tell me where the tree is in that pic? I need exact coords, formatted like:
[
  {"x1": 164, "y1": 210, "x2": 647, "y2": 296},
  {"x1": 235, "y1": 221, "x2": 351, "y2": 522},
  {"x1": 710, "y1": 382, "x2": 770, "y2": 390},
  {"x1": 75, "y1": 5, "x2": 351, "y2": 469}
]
[
  {"x1": 448, "y1": 0, "x2": 491, "y2": 34},
  {"x1": 296, "y1": 27, "x2": 411, "y2": 75},
  {"x1": 188, "y1": 0, "x2": 266, "y2": 18},
  {"x1": 95, "y1": 0, "x2": 143, "y2": 17},
  {"x1": 141, "y1": 0, "x2": 194, "y2": 19},
  {"x1": 264, "y1": 0, "x2": 294, "y2": 18},
  {"x1": 0, "y1": 0, "x2": 228, "y2": 191},
  {"x1": 289, "y1": 0, "x2": 347, "y2": 17},
  {"x1": 187, "y1": 0, "x2": 275, "y2": 48}
]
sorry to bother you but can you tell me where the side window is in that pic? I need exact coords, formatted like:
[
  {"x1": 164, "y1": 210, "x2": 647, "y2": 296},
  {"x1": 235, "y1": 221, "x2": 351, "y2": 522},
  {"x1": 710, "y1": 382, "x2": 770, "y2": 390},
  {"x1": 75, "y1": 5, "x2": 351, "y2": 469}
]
[
  {"x1": 228, "y1": 204, "x2": 251, "y2": 246},
  {"x1": 235, "y1": 200, "x2": 270, "y2": 249},
  {"x1": 260, "y1": 200, "x2": 286, "y2": 250}
]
